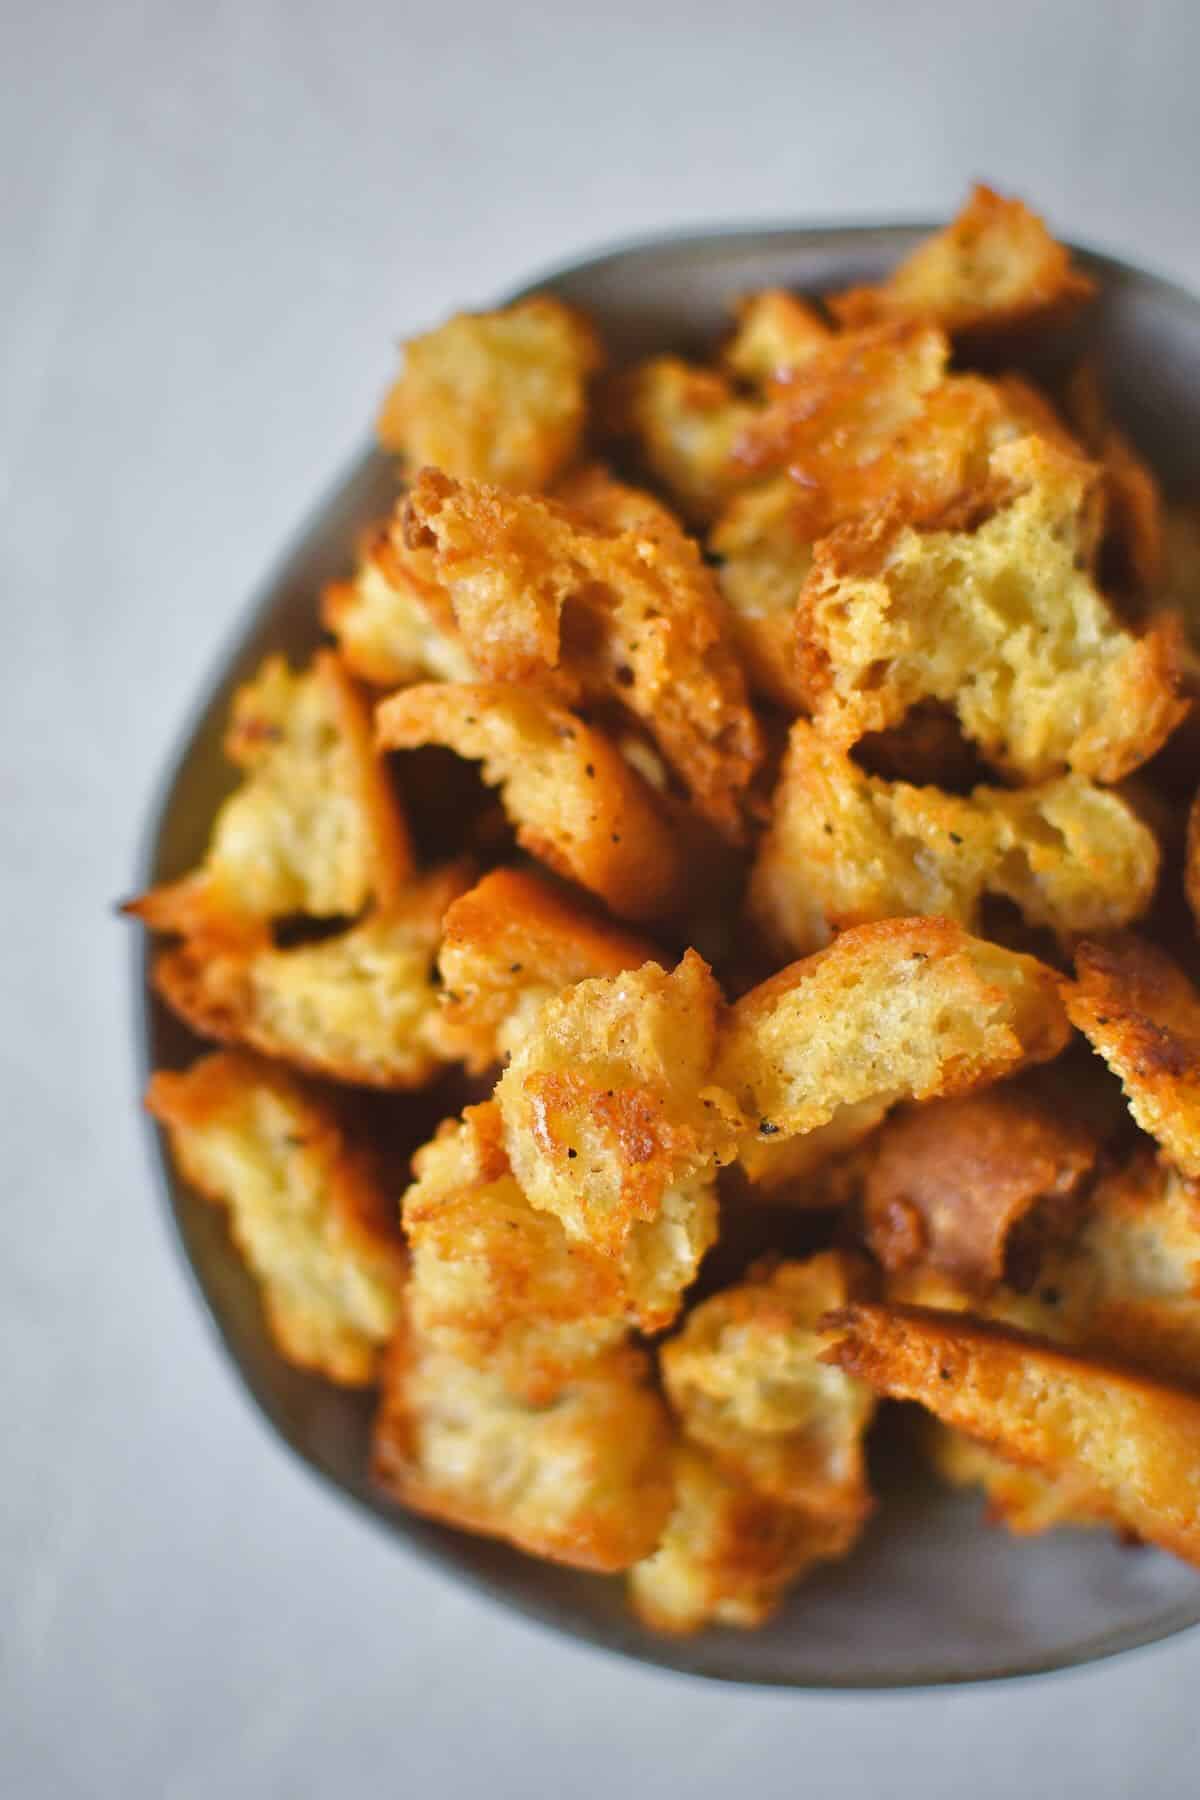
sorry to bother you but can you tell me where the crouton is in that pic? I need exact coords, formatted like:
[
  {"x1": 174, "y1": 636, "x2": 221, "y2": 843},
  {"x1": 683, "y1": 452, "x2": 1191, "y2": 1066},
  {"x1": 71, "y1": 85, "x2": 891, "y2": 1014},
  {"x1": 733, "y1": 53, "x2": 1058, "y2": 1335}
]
[
  {"x1": 375, "y1": 682, "x2": 686, "y2": 921},
  {"x1": 930, "y1": 1426, "x2": 1109, "y2": 1535},
  {"x1": 376, "y1": 296, "x2": 601, "y2": 491},
  {"x1": 434, "y1": 868, "x2": 657, "y2": 1072},
  {"x1": 721, "y1": 290, "x2": 831, "y2": 388},
  {"x1": 401, "y1": 466, "x2": 763, "y2": 838},
  {"x1": 128, "y1": 653, "x2": 414, "y2": 939},
  {"x1": 1067, "y1": 937, "x2": 1200, "y2": 1179},
  {"x1": 495, "y1": 953, "x2": 743, "y2": 1331},
  {"x1": 797, "y1": 436, "x2": 1186, "y2": 783},
  {"x1": 619, "y1": 356, "x2": 756, "y2": 525},
  {"x1": 747, "y1": 721, "x2": 1159, "y2": 958},
  {"x1": 860, "y1": 1089, "x2": 1098, "y2": 1292},
  {"x1": 152, "y1": 864, "x2": 471, "y2": 1089},
  {"x1": 321, "y1": 529, "x2": 476, "y2": 689},
  {"x1": 661, "y1": 1253, "x2": 876, "y2": 1523},
  {"x1": 401, "y1": 1104, "x2": 629, "y2": 1402},
  {"x1": 1187, "y1": 791, "x2": 1200, "y2": 936},
  {"x1": 710, "y1": 477, "x2": 813, "y2": 710},
  {"x1": 828, "y1": 185, "x2": 1095, "y2": 344},
  {"x1": 372, "y1": 1330, "x2": 673, "y2": 1571},
  {"x1": 720, "y1": 918, "x2": 1070, "y2": 1148},
  {"x1": 737, "y1": 1099, "x2": 893, "y2": 1197},
  {"x1": 822, "y1": 1304, "x2": 1200, "y2": 1567},
  {"x1": 628, "y1": 1445, "x2": 856, "y2": 1634},
  {"x1": 146, "y1": 1052, "x2": 405, "y2": 1384}
]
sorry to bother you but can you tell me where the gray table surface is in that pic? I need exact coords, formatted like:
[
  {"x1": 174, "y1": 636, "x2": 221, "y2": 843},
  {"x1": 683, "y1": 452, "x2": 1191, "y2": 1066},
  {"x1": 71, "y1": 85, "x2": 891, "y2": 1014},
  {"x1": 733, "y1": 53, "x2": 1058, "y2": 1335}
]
[{"x1": 6, "y1": 1, "x2": 1200, "y2": 1793}]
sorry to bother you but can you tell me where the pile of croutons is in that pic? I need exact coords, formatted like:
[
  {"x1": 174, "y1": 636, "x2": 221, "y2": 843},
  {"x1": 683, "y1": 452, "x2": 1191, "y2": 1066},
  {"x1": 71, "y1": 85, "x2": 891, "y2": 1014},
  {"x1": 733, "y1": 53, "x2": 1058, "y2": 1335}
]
[{"x1": 129, "y1": 186, "x2": 1200, "y2": 1635}]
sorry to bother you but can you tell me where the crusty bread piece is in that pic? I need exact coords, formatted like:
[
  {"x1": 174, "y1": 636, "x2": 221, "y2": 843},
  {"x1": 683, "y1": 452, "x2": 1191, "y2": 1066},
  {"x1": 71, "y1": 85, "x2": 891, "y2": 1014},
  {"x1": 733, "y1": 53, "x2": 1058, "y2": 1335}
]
[
  {"x1": 628, "y1": 1445, "x2": 856, "y2": 1635},
  {"x1": 720, "y1": 918, "x2": 1070, "y2": 1149},
  {"x1": 860, "y1": 1089, "x2": 1097, "y2": 1292},
  {"x1": 375, "y1": 682, "x2": 686, "y2": 921},
  {"x1": 376, "y1": 296, "x2": 601, "y2": 492},
  {"x1": 721, "y1": 290, "x2": 831, "y2": 387},
  {"x1": 495, "y1": 952, "x2": 743, "y2": 1331},
  {"x1": 710, "y1": 476, "x2": 814, "y2": 710},
  {"x1": 929, "y1": 1426, "x2": 1109, "y2": 1535},
  {"x1": 153, "y1": 864, "x2": 471, "y2": 1089},
  {"x1": 434, "y1": 868, "x2": 657, "y2": 1072},
  {"x1": 661, "y1": 1253, "x2": 876, "y2": 1523},
  {"x1": 321, "y1": 529, "x2": 476, "y2": 689},
  {"x1": 828, "y1": 185, "x2": 1095, "y2": 344},
  {"x1": 797, "y1": 436, "x2": 1186, "y2": 783},
  {"x1": 401, "y1": 1104, "x2": 629, "y2": 1403},
  {"x1": 822, "y1": 1303, "x2": 1200, "y2": 1567},
  {"x1": 372, "y1": 1329, "x2": 673, "y2": 1572},
  {"x1": 1067, "y1": 936, "x2": 1200, "y2": 1179},
  {"x1": 736, "y1": 1099, "x2": 893, "y2": 1197},
  {"x1": 748, "y1": 721, "x2": 1159, "y2": 957},
  {"x1": 401, "y1": 466, "x2": 763, "y2": 839},
  {"x1": 146, "y1": 1052, "x2": 405, "y2": 1384},
  {"x1": 619, "y1": 356, "x2": 756, "y2": 525},
  {"x1": 128, "y1": 652, "x2": 414, "y2": 940}
]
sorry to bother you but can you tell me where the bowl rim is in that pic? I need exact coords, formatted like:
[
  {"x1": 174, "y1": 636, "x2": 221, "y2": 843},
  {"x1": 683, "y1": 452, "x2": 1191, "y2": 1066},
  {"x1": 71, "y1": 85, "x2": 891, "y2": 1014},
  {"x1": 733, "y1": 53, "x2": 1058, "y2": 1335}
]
[{"x1": 131, "y1": 217, "x2": 1200, "y2": 1690}]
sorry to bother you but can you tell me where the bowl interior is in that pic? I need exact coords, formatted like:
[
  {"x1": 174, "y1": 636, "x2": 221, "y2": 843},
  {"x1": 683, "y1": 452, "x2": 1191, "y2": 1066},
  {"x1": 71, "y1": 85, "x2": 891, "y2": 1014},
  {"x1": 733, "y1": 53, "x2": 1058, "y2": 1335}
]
[{"x1": 138, "y1": 223, "x2": 1200, "y2": 1687}]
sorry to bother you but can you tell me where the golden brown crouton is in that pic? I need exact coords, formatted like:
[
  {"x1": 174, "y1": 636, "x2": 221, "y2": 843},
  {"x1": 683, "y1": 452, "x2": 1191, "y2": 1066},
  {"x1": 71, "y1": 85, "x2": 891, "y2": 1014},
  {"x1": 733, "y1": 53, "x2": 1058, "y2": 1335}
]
[
  {"x1": 376, "y1": 296, "x2": 601, "y2": 492},
  {"x1": 153, "y1": 864, "x2": 471, "y2": 1089},
  {"x1": 797, "y1": 436, "x2": 1186, "y2": 783},
  {"x1": 619, "y1": 356, "x2": 756, "y2": 526},
  {"x1": 822, "y1": 1303, "x2": 1200, "y2": 1567},
  {"x1": 710, "y1": 477, "x2": 813, "y2": 710},
  {"x1": 495, "y1": 953, "x2": 744, "y2": 1331},
  {"x1": 434, "y1": 868, "x2": 657, "y2": 1072},
  {"x1": 375, "y1": 682, "x2": 686, "y2": 922},
  {"x1": 747, "y1": 721, "x2": 1159, "y2": 958},
  {"x1": 401, "y1": 1104, "x2": 629, "y2": 1403},
  {"x1": 372, "y1": 1330, "x2": 673, "y2": 1571},
  {"x1": 721, "y1": 290, "x2": 831, "y2": 387},
  {"x1": 736, "y1": 1099, "x2": 894, "y2": 1197},
  {"x1": 627, "y1": 1445, "x2": 857, "y2": 1634},
  {"x1": 321, "y1": 530, "x2": 476, "y2": 689},
  {"x1": 929, "y1": 1426, "x2": 1109, "y2": 1535},
  {"x1": 146, "y1": 1052, "x2": 406, "y2": 1383},
  {"x1": 128, "y1": 653, "x2": 414, "y2": 940},
  {"x1": 828, "y1": 185, "x2": 1095, "y2": 344},
  {"x1": 860, "y1": 1089, "x2": 1098, "y2": 1293},
  {"x1": 720, "y1": 918, "x2": 1070, "y2": 1149},
  {"x1": 661, "y1": 1254, "x2": 876, "y2": 1523},
  {"x1": 401, "y1": 466, "x2": 763, "y2": 839},
  {"x1": 1067, "y1": 937, "x2": 1200, "y2": 1179}
]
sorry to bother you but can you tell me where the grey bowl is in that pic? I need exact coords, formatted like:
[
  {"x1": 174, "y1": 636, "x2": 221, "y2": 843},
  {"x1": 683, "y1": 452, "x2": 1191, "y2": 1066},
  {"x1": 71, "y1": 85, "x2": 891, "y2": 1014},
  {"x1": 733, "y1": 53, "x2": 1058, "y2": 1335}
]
[{"x1": 135, "y1": 222, "x2": 1200, "y2": 1687}]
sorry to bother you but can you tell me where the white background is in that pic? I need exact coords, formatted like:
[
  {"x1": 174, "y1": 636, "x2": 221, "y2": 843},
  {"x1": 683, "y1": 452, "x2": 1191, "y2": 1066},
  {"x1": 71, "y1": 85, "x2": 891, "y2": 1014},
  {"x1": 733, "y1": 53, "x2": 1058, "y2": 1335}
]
[{"x1": 5, "y1": 1, "x2": 1200, "y2": 1794}]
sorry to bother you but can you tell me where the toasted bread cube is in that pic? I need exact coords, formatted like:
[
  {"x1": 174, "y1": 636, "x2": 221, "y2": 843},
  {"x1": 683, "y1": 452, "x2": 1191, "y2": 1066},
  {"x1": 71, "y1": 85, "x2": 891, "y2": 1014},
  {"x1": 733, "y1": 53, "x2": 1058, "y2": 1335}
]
[
  {"x1": 1067, "y1": 937, "x2": 1200, "y2": 1179},
  {"x1": 434, "y1": 868, "x2": 657, "y2": 1072},
  {"x1": 710, "y1": 477, "x2": 813, "y2": 710},
  {"x1": 321, "y1": 531, "x2": 476, "y2": 689},
  {"x1": 128, "y1": 653, "x2": 413, "y2": 939},
  {"x1": 628, "y1": 1446, "x2": 856, "y2": 1635},
  {"x1": 152, "y1": 864, "x2": 470, "y2": 1089},
  {"x1": 376, "y1": 296, "x2": 601, "y2": 492},
  {"x1": 822, "y1": 1304, "x2": 1200, "y2": 1567},
  {"x1": 721, "y1": 918, "x2": 1070, "y2": 1150},
  {"x1": 372, "y1": 1331, "x2": 673, "y2": 1572},
  {"x1": 930, "y1": 1426, "x2": 1109, "y2": 1535},
  {"x1": 721, "y1": 290, "x2": 831, "y2": 388},
  {"x1": 146, "y1": 1052, "x2": 405, "y2": 1384},
  {"x1": 620, "y1": 356, "x2": 755, "y2": 525},
  {"x1": 736, "y1": 1099, "x2": 893, "y2": 1197},
  {"x1": 401, "y1": 1104, "x2": 629, "y2": 1403},
  {"x1": 798, "y1": 437, "x2": 1185, "y2": 784},
  {"x1": 748, "y1": 721, "x2": 1159, "y2": 958},
  {"x1": 375, "y1": 682, "x2": 686, "y2": 922},
  {"x1": 495, "y1": 953, "x2": 742, "y2": 1331},
  {"x1": 401, "y1": 466, "x2": 763, "y2": 839},
  {"x1": 662, "y1": 1254, "x2": 876, "y2": 1523},
  {"x1": 828, "y1": 186, "x2": 1095, "y2": 343},
  {"x1": 860, "y1": 1089, "x2": 1097, "y2": 1292}
]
